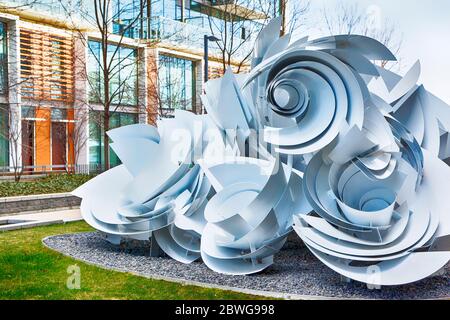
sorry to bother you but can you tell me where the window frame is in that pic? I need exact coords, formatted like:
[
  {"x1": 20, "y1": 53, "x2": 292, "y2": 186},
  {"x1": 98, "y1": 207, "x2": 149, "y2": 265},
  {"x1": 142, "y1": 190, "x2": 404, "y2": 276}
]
[
  {"x1": 0, "y1": 21, "x2": 8, "y2": 96},
  {"x1": 158, "y1": 53, "x2": 196, "y2": 113},
  {"x1": 87, "y1": 40, "x2": 138, "y2": 107}
]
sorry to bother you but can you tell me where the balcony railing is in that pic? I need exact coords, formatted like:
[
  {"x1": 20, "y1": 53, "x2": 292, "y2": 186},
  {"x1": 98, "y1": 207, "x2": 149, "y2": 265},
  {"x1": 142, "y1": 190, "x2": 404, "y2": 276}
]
[
  {"x1": 114, "y1": 16, "x2": 255, "y2": 61},
  {"x1": 3, "y1": 0, "x2": 89, "y2": 28},
  {"x1": 5, "y1": 1, "x2": 256, "y2": 62}
]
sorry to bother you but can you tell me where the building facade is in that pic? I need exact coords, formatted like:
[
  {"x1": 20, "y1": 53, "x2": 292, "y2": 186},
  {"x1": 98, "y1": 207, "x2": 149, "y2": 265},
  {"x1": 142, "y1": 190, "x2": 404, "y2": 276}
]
[{"x1": 0, "y1": 0, "x2": 272, "y2": 173}]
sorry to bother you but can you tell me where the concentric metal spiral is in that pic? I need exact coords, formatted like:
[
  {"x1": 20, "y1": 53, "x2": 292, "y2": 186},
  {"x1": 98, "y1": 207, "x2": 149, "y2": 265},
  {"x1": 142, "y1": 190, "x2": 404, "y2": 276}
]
[{"x1": 199, "y1": 157, "x2": 308, "y2": 275}]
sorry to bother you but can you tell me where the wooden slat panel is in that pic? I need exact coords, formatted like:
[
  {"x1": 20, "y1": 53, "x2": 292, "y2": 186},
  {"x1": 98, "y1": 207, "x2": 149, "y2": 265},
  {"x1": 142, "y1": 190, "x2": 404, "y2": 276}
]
[{"x1": 20, "y1": 29, "x2": 74, "y2": 103}]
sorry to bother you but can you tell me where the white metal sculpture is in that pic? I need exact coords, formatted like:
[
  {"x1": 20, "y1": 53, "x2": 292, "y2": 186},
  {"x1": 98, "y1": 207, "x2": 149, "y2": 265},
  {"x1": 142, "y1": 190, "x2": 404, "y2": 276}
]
[{"x1": 75, "y1": 17, "x2": 450, "y2": 286}]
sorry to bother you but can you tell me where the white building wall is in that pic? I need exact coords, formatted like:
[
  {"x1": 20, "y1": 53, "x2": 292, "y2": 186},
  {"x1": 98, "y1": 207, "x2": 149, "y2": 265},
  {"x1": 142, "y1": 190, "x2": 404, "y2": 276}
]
[
  {"x1": 137, "y1": 46, "x2": 149, "y2": 125},
  {"x1": 73, "y1": 34, "x2": 89, "y2": 167},
  {"x1": 7, "y1": 18, "x2": 21, "y2": 171},
  {"x1": 0, "y1": 13, "x2": 22, "y2": 169}
]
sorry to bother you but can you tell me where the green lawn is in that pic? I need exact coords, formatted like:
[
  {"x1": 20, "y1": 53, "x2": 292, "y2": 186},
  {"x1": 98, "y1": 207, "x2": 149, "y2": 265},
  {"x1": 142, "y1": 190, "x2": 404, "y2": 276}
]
[
  {"x1": 0, "y1": 174, "x2": 94, "y2": 197},
  {"x1": 0, "y1": 221, "x2": 263, "y2": 300}
]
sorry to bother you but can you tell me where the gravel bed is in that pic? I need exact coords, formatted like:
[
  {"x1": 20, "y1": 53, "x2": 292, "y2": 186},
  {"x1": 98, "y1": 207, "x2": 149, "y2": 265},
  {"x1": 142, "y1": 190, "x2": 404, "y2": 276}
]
[{"x1": 43, "y1": 232, "x2": 450, "y2": 300}]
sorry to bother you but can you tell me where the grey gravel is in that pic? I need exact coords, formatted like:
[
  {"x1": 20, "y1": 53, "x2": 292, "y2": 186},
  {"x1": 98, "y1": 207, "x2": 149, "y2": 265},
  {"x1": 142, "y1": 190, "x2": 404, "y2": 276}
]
[{"x1": 43, "y1": 232, "x2": 450, "y2": 300}]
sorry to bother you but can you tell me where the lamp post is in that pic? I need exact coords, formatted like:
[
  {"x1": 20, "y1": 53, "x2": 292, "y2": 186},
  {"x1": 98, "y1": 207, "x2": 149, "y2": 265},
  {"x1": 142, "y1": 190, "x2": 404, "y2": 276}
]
[{"x1": 204, "y1": 35, "x2": 220, "y2": 83}]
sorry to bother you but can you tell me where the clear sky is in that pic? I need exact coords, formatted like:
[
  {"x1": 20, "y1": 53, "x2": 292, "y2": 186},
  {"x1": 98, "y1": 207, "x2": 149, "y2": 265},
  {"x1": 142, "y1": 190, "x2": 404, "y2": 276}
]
[{"x1": 295, "y1": 0, "x2": 450, "y2": 104}]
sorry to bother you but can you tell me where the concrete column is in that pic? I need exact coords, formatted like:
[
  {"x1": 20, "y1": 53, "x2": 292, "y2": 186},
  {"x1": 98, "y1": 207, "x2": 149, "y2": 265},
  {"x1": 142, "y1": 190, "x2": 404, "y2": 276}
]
[
  {"x1": 73, "y1": 34, "x2": 89, "y2": 167},
  {"x1": 195, "y1": 59, "x2": 204, "y2": 114},
  {"x1": 146, "y1": 47, "x2": 159, "y2": 125},
  {"x1": 7, "y1": 18, "x2": 21, "y2": 170},
  {"x1": 137, "y1": 46, "x2": 149, "y2": 125}
]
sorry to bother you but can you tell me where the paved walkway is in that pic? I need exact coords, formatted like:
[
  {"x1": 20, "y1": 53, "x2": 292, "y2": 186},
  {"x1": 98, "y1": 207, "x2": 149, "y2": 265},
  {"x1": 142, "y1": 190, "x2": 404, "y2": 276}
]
[{"x1": 0, "y1": 209, "x2": 82, "y2": 231}]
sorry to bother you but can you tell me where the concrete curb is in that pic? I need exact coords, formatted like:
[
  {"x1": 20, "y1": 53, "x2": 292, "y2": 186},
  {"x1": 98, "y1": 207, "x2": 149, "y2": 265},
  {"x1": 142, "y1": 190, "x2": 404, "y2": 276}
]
[
  {"x1": 1, "y1": 219, "x2": 65, "y2": 231},
  {"x1": 0, "y1": 213, "x2": 83, "y2": 232},
  {"x1": 1, "y1": 207, "x2": 81, "y2": 217},
  {"x1": 0, "y1": 192, "x2": 74, "y2": 203}
]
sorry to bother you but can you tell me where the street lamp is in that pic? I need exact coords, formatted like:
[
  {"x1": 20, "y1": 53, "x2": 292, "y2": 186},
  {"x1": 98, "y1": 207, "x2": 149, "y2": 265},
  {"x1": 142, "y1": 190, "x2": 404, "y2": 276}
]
[{"x1": 204, "y1": 35, "x2": 220, "y2": 83}]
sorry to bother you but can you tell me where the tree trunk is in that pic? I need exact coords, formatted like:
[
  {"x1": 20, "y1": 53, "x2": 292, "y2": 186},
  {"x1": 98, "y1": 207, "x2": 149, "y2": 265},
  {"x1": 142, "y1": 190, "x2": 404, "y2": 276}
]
[
  {"x1": 279, "y1": 0, "x2": 286, "y2": 36},
  {"x1": 102, "y1": 35, "x2": 110, "y2": 171},
  {"x1": 103, "y1": 108, "x2": 110, "y2": 171}
]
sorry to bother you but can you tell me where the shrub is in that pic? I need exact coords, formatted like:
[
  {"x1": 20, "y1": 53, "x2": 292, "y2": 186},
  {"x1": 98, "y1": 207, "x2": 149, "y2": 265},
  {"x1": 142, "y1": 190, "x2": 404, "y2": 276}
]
[{"x1": 0, "y1": 174, "x2": 94, "y2": 197}]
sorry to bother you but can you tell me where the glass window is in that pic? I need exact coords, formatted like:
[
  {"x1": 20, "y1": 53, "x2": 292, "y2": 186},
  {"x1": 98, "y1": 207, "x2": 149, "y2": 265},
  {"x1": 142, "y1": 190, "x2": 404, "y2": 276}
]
[
  {"x1": 158, "y1": 54, "x2": 195, "y2": 111},
  {"x1": 0, "y1": 22, "x2": 7, "y2": 95},
  {"x1": 88, "y1": 111, "x2": 138, "y2": 168},
  {"x1": 21, "y1": 106, "x2": 36, "y2": 119},
  {"x1": 87, "y1": 40, "x2": 138, "y2": 106},
  {"x1": 87, "y1": 41, "x2": 104, "y2": 104},
  {"x1": 88, "y1": 111, "x2": 104, "y2": 167},
  {"x1": 113, "y1": 0, "x2": 142, "y2": 39},
  {"x1": 120, "y1": 112, "x2": 138, "y2": 126},
  {"x1": 0, "y1": 104, "x2": 8, "y2": 168},
  {"x1": 51, "y1": 108, "x2": 67, "y2": 121},
  {"x1": 116, "y1": 46, "x2": 138, "y2": 105}
]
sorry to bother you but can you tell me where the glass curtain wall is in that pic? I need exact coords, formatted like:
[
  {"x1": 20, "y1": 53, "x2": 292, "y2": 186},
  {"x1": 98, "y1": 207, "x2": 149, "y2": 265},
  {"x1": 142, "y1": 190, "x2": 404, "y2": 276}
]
[
  {"x1": 113, "y1": 0, "x2": 143, "y2": 38},
  {"x1": 88, "y1": 111, "x2": 138, "y2": 168},
  {"x1": 158, "y1": 54, "x2": 195, "y2": 111},
  {"x1": 87, "y1": 40, "x2": 138, "y2": 106},
  {"x1": 113, "y1": 0, "x2": 190, "y2": 25},
  {"x1": 110, "y1": 0, "x2": 265, "y2": 61},
  {"x1": 111, "y1": 1, "x2": 264, "y2": 37},
  {"x1": 0, "y1": 105, "x2": 8, "y2": 168},
  {"x1": 0, "y1": 22, "x2": 7, "y2": 95},
  {"x1": 111, "y1": 0, "x2": 171, "y2": 39},
  {"x1": 87, "y1": 38, "x2": 139, "y2": 168}
]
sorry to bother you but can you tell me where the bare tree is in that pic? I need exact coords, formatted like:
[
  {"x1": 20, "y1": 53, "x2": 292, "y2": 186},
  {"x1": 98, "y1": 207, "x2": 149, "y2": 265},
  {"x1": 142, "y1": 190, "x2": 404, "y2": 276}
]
[
  {"x1": 68, "y1": 109, "x2": 88, "y2": 171},
  {"x1": 58, "y1": 0, "x2": 151, "y2": 170},
  {"x1": 205, "y1": 0, "x2": 310, "y2": 74},
  {"x1": 322, "y1": 2, "x2": 403, "y2": 69},
  {"x1": 0, "y1": 0, "x2": 39, "y2": 11},
  {"x1": 1, "y1": 19, "x2": 84, "y2": 179},
  {"x1": 0, "y1": 18, "x2": 51, "y2": 182},
  {"x1": 0, "y1": 105, "x2": 30, "y2": 181},
  {"x1": 0, "y1": 89, "x2": 42, "y2": 182},
  {"x1": 278, "y1": 0, "x2": 310, "y2": 36},
  {"x1": 153, "y1": 54, "x2": 199, "y2": 118},
  {"x1": 205, "y1": 0, "x2": 272, "y2": 74}
]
